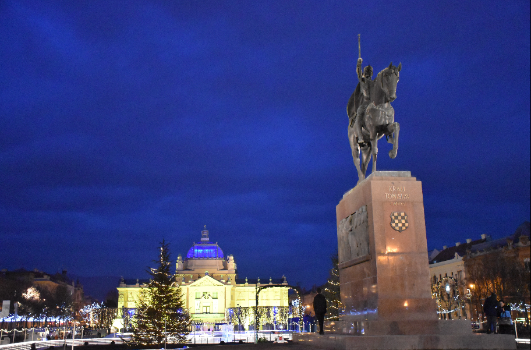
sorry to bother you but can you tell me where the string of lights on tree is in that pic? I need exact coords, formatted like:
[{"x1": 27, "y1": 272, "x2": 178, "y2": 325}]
[
  {"x1": 508, "y1": 302, "x2": 531, "y2": 313},
  {"x1": 323, "y1": 254, "x2": 342, "y2": 321},
  {"x1": 431, "y1": 275, "x2": 466, "y2": 319},
  {"x1": 431, "y1": 274, "x2": 530, "y2": 320},
  {"x1": 129, "y1": 240, "x2": 191, "y2": 346},
  {"x1": 79, "y1": 302, "x2": 117, "y2": 329},
  {"x1": 225, "y1": 306, "x2": 290, "y2": 327}
]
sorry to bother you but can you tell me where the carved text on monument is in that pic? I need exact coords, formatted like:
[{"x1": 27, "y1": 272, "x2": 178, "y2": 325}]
[
  {"x1": 385, "y1": 186, "x2": 410, "y2": 200},
  {"x1": 385, "y1": 193, "x2": 409, "y2": 200}
]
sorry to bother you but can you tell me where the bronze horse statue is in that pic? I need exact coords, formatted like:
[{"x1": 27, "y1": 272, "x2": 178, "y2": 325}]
[{"x1": 347, "y1": 62, "x2": 401, "y2": 183}]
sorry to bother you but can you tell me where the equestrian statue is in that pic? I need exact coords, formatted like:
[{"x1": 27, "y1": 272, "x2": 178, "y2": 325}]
[{"x1": 347, "y1": 35, "x2": 401, "y2": 183}]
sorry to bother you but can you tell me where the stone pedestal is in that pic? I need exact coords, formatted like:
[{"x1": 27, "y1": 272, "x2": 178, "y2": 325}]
[
  {"x1": 293, "y1": 171, "x2": 515, "y2": 349},
  {"x1": 336, "y1": 171, "x2": 434, "y2": 328}
]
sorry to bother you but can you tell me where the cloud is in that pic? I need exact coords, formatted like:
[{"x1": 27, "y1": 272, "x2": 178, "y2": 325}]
[{"x1": 0, "y1": 0, "x2": 528, "y2": 289}]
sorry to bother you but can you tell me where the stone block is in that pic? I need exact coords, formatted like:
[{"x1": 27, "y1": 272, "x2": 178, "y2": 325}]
[
  {"x1": 337, "y1": 172, "x2": 435, "y2": 321},
  {"x1": 293, "y1": 332, "x2": 516, "y2": 349},
  {"x1": 319, "y1": 172, "x2": 512, "y2": 348}
]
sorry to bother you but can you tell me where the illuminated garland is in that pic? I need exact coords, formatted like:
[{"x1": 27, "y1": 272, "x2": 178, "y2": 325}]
[
  {"x1": 508, "y1": 303, "x2": 531, "y2": 313},
  {"x1": 225, "y1": 306, "x2": 290, "y2": 327},
  {"x1": 0, "y1": 315, "x2": 72, "y2": 322},
  {"x1": 431, "y1": 275, "x2": 466, "y2": 318},
  {"x1": 0, "y1": 326, "x2": 83, "y2": 333},
  {"x1": 78, "y1": 303, "x2": 117, "y2": 329},
  {"x1": 437, "y1": 305, "x2": 465, "y2": 314},
  {"x1": 323, "y1": 255, "x2": 342, "y2": 321},
  {"x1": 129, "y1": 241, "x2": 190, "y2": 346}
]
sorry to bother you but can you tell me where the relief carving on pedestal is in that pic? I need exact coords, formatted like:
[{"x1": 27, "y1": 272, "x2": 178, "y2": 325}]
[{"x1": 338, "y1": 205, "x2": 369, "y2": 264}]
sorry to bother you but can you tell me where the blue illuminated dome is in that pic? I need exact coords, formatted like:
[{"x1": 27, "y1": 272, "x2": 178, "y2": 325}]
[
  {"x1": 185, "y1": 226, "x2": 225, "y2": 259},
  {"x1": 186, "y1": 243, "x2": 224, "y2": 259}
]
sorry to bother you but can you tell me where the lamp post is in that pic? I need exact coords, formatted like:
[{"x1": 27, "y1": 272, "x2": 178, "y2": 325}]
[
  {"x1": 72, "y1": 307, "x2": 76, "y2": 350},
  {"x1": 236, "y1": 304, "x2": 242, "y2": 332},
  {"x1": 254, "y1": 282, "x2": 258, "y2": 344},
  {"x1": 444, "y1": 283, "x2": 451, "y2": 320},
  {"x1": 121, "y1": 306, "x2": 126, "y2": 333},
  {"x1": 469, "y1": 283, "x2": 478, "y2": 324}
]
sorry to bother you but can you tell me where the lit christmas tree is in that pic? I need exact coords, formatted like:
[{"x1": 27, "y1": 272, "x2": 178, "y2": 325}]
[
  {"x1": 131, "y1": 240, "x2": 190, "y2": 345},
  {"x1": 323, "y1": 253, "x2": 342, "y2": 320}
]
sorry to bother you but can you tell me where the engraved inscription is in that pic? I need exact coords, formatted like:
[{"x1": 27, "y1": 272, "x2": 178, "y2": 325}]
[
  {"x1": 385, "y1": 185, "x2": 410, "y2": 200},
  {"x1": 337, "y1": 206, "x2": 369, "y2": 264},
  {"x1": 385, "y1": 193, "x2": 410, "y2": 200}
]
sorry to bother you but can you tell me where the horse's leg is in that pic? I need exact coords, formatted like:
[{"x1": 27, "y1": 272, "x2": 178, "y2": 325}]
[
  {"x1": 371, "y1": 141, "x2": 378, "y2": 173},
  {"x1": 362, "y1": 107, "x2": 378, "y2": 175},
  {"x1": 370, "y1": 130, "x2": 378, "y2": 173},
  {"x1": 349, "y1": 127, "x2": 364, "y2": 182},
  {"x1": 353, "y1": 144, "x2": 365, "y2": 183},
  {"x1": 388, "y1": 122, "x2": 400, "y2": 159},
  {"x1": 361, "y1": 144, "x2": 371, "y2": 176}
]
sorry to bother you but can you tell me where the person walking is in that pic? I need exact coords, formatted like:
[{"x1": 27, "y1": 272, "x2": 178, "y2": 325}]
[
  {"x1": 313, "y1": 288, "x2": 327, "y2": 335},
  {"x1": 483, "y1": 292, "x2": 498, "y2": 334}
]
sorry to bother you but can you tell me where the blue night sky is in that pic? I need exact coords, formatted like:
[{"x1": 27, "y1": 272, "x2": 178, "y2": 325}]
[{"x1": 1, "y1": 1, "x2": 529, "y2": 292}]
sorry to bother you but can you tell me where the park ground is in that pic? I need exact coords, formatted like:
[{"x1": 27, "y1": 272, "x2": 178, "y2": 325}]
[{"x1": 188, "y1": 341, "x2": 530, "y2": 350}]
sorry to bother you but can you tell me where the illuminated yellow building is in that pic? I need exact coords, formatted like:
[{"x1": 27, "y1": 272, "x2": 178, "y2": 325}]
[{"x1": 114, "y1": 227, "x2": 289, "y2": 329}]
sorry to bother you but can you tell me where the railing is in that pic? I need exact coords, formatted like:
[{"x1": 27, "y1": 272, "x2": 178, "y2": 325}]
[
  {"x1": 513, "y1": 318, "x2": 530, "y2": 344},
  {"x1": 0, "y1": 330, "x2": 293, "y2": 349},
  {"x1": 0, "y1": 337, "x2": 123, "y2": 350},
  {"x1": 187, "y1": 330, "x2": 292, "y2": 344}
]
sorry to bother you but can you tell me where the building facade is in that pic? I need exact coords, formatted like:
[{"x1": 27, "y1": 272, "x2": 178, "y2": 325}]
[
  {"x1": 114, "y1": 228, "x2": 290, "y2": 330},
  {"x1": 429, "y1": 222, "x2": 530, "y2": 323},
  {"x1": 0, "y1": 269, "x2": 85, "y2": 326}
]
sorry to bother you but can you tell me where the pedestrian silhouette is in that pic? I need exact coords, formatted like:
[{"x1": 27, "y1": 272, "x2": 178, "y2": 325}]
[
  {"x1": 483, "y1": 292, "x2": 498, "y2": 334},
  {"x1": 313, "y1": 287, "x2": 327, "y2": 335}
]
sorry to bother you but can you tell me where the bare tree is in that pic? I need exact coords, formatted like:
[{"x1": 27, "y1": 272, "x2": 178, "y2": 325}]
[{"x1": 465, "y1": 248, "x2": 530, "y2": 323}]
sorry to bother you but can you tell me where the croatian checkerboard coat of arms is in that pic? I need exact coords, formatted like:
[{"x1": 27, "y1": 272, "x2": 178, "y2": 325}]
[{"x1": 390, "y1": 212, "x2": 409, "y2": 232}]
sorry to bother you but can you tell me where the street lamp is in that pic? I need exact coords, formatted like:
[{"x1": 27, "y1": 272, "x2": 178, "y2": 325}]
[
  {"x1": 445, "y1": 283, "x2": 451, "y2": 319},
  {"x1": 121, "y1": 306, "x2": 126, "y2": 333},
  {"x1": 255, "y1": 283, "x2": 258, "y2": 344},
  {"x1": 236, "y1": 304, "x2": 242, "y2": 331}
]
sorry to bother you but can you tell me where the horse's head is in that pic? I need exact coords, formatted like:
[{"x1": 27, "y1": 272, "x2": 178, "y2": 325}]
[{"x1": 379, "y1": 62, "x2": 401, "y2": 102}]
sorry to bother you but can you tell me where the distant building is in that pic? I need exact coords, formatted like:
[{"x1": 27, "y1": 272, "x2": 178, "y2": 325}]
[
  {"x1": 464, "y1": 222, "x2": 530, "y2": 321},
  {"x1": 0, "y1": 268, "x2": 84, "y2": 322},
  {"x1": 114, "y1": 227, "x2": 290, "y2": 330},
  {"x1": 429, "y1": 222, "x2": 531, "y2": 322},
  {"x1": 429, "y1": 235, "x2": 488, "y2": 319}
]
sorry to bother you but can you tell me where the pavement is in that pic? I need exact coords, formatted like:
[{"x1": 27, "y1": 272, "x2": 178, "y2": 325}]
[
  {"x1": 186, "y1": 339, "x2": 529, "y2": 350},
  {"x1": 187, "y1": 343, "x2": 307, "y2": 350}
]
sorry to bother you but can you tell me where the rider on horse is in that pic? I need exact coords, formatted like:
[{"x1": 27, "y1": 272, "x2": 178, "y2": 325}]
[{"x1": 354, "y1": 58, "x2": 373, "y2": 145}]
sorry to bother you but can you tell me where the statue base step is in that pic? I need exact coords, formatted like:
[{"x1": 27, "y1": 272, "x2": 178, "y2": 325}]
[
  {"x1": 293, "y1": 332, "x2": 516, "y2": 350},
  {"x1": 325, "y1": 318, "x2": 471, "y2": 336}
]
